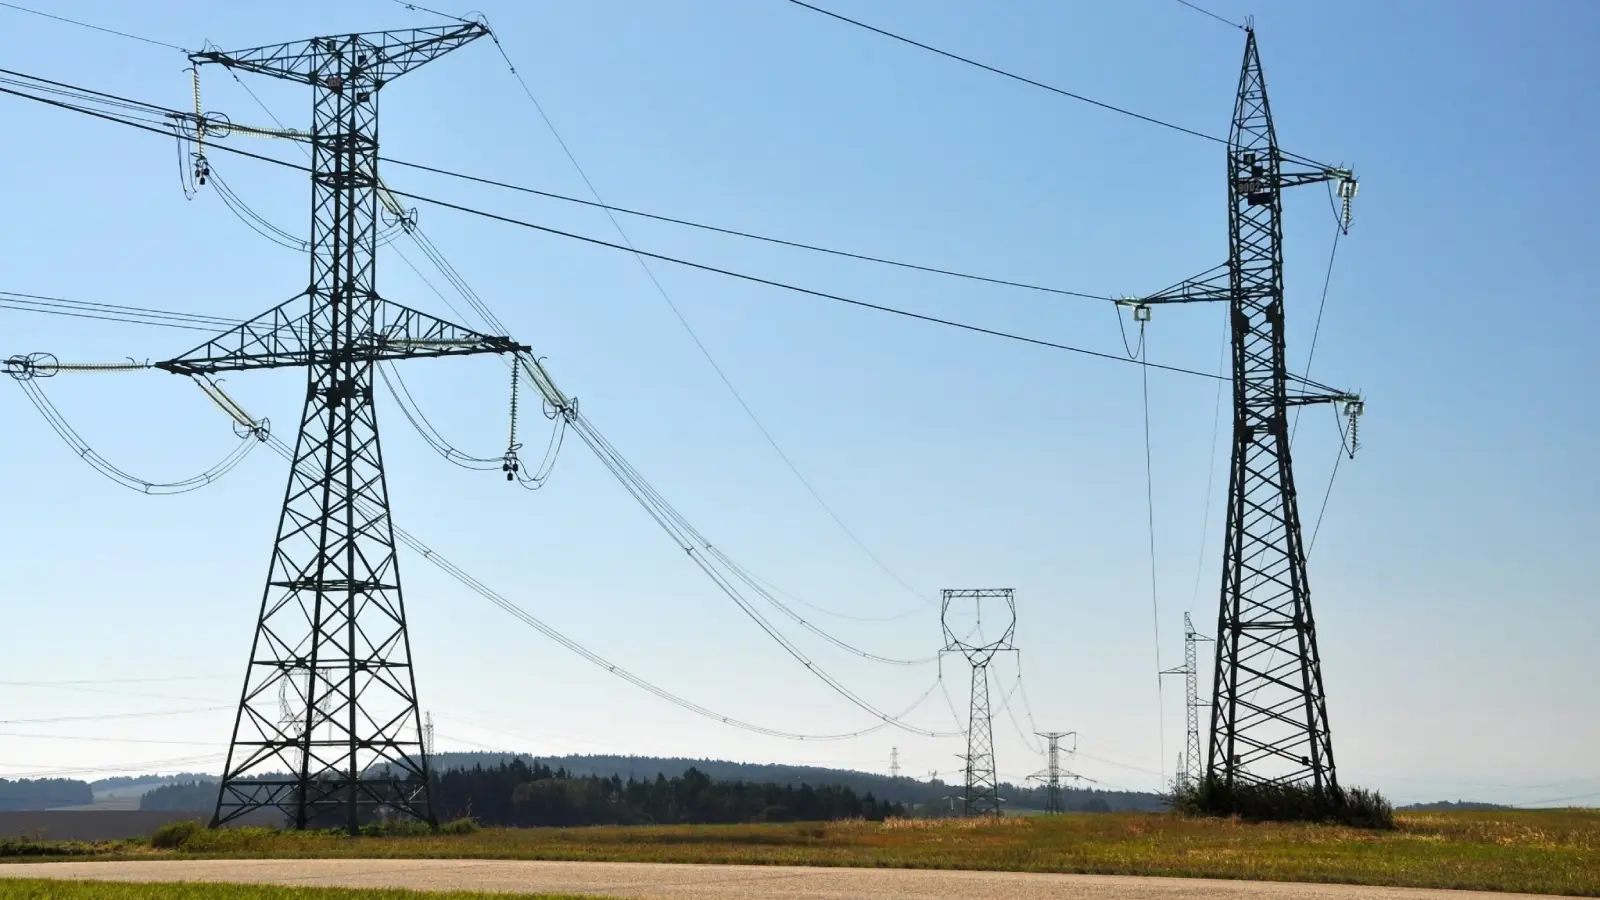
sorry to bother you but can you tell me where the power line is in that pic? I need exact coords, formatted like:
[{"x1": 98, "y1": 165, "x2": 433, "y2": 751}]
[
  {"x1": 381, "y1": 156, "x2": 1109, "y2": 302},
  {"x1": 784, "y1": 0, "x2": 1220, "y2": 146},
  {"x1": 218, "y1": 38, "x2": 945, "y2": 661},
  {"x1": 1138, "y1": 324, "x2": 1166, "y2": 787},
  {"x1": 0, "y1": 706, "x2": 229, "y2": 726},
  {"x1": 0, "y1": 292, "x2": 240, "y2": 332},
  {"x1": 0, "y1": 76, "x2": 1227, "y2": 381},
  {"x1": 0, "y1": 1, "x2": 186, "y2": 52},
  {"x1": 384, "y1": 0, "x2": 475, "y2": 25},
  {"x1": 781, "y1": 1, "x2": 1328, "y2": 169},
  {"x1": 188, "y1": 386, "x2": 948, "y2": 742},
  {"x1": 0, "y1": 675, "x2": 227, "y2": 686},
  {"x1": 476, "y1": 23, "x2": 934, "y2": 607},
  {"x1": 386, "y1": 184, "x2": 1229, "y2": 380},
  {"x1": 0, "y1": 730, "x2": 217, "y2": 747},
  {"x1": 12, "y1": 63, "x2": 1111, "y2": 303},
  {"x1": 0, "y1": 753, "x2": 225, "y2": 779},
  {"x1": 1172, "y1": 0, "x2": 1245, "y2": 31},
  {"x1": 1291, "y1": 221, "x2": 1342, "y2": 444},
  {"x1": 1186, "y1": 311, "x2": 1228, "y2": 612}
]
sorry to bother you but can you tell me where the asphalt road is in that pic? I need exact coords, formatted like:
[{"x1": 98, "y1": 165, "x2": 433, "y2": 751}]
[{"x1": 0, "y1": 860, "x2": 1567, "y2": 899}]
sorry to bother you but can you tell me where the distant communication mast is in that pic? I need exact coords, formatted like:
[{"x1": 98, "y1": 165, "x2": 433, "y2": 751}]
[{"x1": 1160, "y1": 613, "x2": 1212, "y2": 788}]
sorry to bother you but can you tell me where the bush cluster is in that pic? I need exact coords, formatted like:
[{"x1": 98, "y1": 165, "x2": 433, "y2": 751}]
[
  {"x1": 1171, "y1": 775, "x2": 1394, "y2": 829},
  {"x1": 149, "y1": 820, "x2": 204, "y2": 849}
]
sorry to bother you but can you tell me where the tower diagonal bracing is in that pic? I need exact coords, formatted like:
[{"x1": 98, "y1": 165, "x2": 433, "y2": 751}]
[{"x1": 165, "y1": 24, "x2": 531, "y2": 835}]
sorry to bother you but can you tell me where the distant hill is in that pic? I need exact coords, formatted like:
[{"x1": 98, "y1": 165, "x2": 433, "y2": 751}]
[
  {"x1": 1399, "y1": 800, "x2": 1514, "y2": 812},
  {"x1": 126, "y1": 752, "x2": 1166, "y2": 816},
  {"x1": 422, "y1": 752, "x2": 1166, "y2": 813},
  {"x1": 89, "y1": 773, "x2": 212, "y2": 793}
]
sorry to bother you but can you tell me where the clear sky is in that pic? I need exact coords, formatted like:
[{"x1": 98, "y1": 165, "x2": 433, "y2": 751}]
[{"x1": 0, "y1": 0, "x2": 1595, "y2": 807}]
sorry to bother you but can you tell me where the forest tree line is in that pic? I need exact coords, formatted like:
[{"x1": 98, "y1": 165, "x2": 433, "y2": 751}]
[
  {"x1": 142, "y1": 760, "x2": 903, "y2": 825},
  {"x1": 0, "y1": 778, "x2": 92, "y2": 810},
  {"x1": 424, "y1": 752, "x2": 1165, "y2": 812}
]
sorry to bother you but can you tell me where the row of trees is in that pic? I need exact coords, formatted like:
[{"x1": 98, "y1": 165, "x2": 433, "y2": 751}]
[
  {"x1": 140, "y1": 781, "x2": 215, "y2": 811},
  {"x1": 0, "y1": 778, "x2": 92, "y2": 810},
  {"x1": 142, "y1": 761, "x2": 904, "y2": 826},
  {"x1": 425, "y1": 752, "x2": 1167, "y2": 812},
  {"x1": 434, "y1": 760, "x2": 902, "y2": 825}
]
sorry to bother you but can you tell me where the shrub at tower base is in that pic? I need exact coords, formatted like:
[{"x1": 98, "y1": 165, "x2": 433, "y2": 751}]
[{"x1": 1170, "y1": 776, "x2": 1395, "y2": 829}]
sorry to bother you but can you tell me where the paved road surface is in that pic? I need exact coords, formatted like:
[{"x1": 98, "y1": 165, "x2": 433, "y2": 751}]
[{"x1": 0, "y1": 859, "x2": 1563, "y2": 899}]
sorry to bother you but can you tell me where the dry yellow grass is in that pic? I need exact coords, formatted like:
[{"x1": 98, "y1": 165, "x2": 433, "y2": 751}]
[
  {"x1": 5, "y1": 809, "x2": 1596, "y2": 896},
  {"x1": 0, "y1": 881, "x2": 598, "y2": 900}
]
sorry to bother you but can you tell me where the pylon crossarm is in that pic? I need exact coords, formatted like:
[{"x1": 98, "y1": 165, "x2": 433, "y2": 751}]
[
  {"x1": 1135, "y1": 265, "x2": 1233, "y2": 306},
  {"x1": 154, "y1": 294, "x2": 310, "y2": 375},
  {"x1": 1284, "y1": 390, "x2": 1358, "y2": 409},
  {"x1": 190, "y1": 24, "x2": 489, "y2": 86},
  {"x1": 157, "y1": 297, "x2": 526, "y2": 375},
  {"x1": 1277, "y1": 165, "x2": 1354, "y2": 191}
]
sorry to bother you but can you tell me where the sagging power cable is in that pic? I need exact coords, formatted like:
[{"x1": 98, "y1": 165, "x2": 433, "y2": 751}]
[
  {"x1": 567, "y1": 410, "x2": 956, "y2": 700},
  {"x1": 4, "y1": 354, "x2": 267, "y2": 495},
  {"x1": 195, "y1": 381, "x2": 947, "y2": 742},
  {"x1": 0, "y1": 75, "x2": 1226, "y2": 382},
  {"x1": 0, "y1": 291, "x2": 237, "y2": 332},
  {"x1": 469, "y1": 21, "x2": 936, "y2": 609}
]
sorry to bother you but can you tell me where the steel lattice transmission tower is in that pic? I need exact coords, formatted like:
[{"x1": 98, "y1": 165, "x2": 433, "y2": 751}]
[
  {"x1": 1160, "y1": 613, "x2": 1212, "y2": 788},
  {"x1": 1030, "y1": 731, "x2": 1077, "y2": 814},
  {"x1": 1130, "y1": 27, "x2": 1362, "y2": 798},
  {"x1": 157, "y1": 25, "x2": 528, "y2": 834},
  {"x1": 940, "y1": 589, "x2": 1016, "y2": 818}
]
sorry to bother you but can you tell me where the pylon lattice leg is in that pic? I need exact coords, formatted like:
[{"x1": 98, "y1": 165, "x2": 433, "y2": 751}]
[
  {"x1": 209, "y1": 35, "x2": 460, "y2": 832},
  {"x1": 964, "y1": 665, "x2": 999, "y2": 816}
]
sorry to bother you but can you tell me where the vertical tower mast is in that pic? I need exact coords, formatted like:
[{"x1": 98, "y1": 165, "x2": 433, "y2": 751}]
[
  {"x1": 158, "y1": 25, "x2": 528, "y2": 834},
  {"x1": 940, "y1": 588, "x2": 1015, "y2": 818},
  {"x1": 1208, "y1": 27, "x2": 1355, "y2": 797},
  {"x1": 1120, "y1": 27, "x2": 1361, "y2": 803}
]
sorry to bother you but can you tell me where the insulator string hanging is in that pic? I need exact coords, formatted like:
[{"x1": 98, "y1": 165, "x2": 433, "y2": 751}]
[{"x1": 502, "y1": 354, "x2": 522, "y2": 481}]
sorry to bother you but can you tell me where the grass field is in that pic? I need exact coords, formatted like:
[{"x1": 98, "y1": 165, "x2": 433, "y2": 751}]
[
  {"x1": 4, "y1": 810, "x2": 1597, "y2": 896},
  {"x1": 0, "y1": 882, "x2": 597, "y2": 900}
]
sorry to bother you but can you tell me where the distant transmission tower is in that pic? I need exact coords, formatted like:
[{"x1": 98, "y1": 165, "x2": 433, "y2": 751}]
[
  {"x1": 1030, "y1": 731, "x2": 1077, "y2": 814},
  {"x1": 423, "y1": 711, "x2": 435, "y2": 760},
  {"x1": 889, "y1": 747, "x2": 901, "y2": 779},
  {"x1": 159, "y1": 25, "x2": 528, "y2": 834},
  {"x1": 1128, "y1": 27, "x2": 1362, "y2": 799},
  {"x1": 941, "y1": 589, "x2": 1016, "y2": 818},
  {"x1": 1160, "y1": 613, "x2": 1212, "y2": 788}
]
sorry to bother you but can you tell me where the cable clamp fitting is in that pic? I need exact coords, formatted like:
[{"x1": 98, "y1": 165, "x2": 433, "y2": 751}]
[{"x1": 1115, "y1": 298, "x2": 1152, "y2": 322}]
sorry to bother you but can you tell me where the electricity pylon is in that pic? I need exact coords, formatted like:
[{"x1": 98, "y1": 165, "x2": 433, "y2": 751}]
[
  {"x1": 1128, "y1": 27, "x2": 1362, "y2": 799},
  {"x1": 889, "y1": 747, "x2": 901, "y2": 779},
  {"x1": 157, "y1": 25, "x2": 528, "y2": 834},
  {"x1": 1029, "y1": 731, "x2": 1077, "y2": 814},
  {"x1": 1160, "y1": 613, "x2": 1212, "y2": 788},
  {"x1": 940, "y1": 589, "x2": 1016, "y2": 817}
]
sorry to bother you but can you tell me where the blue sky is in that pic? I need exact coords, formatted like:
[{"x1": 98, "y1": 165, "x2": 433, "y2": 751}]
[{"x1": 0, "y1": 0, "x2": 1595, "y2": 806}]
